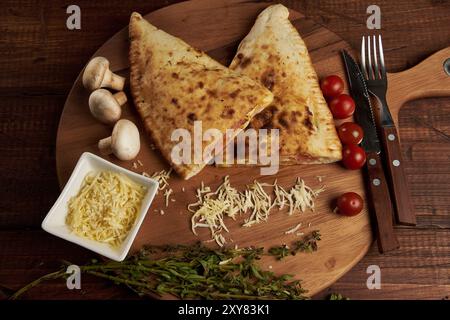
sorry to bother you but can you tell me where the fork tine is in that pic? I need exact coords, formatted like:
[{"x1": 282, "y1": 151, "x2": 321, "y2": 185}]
[
  {"x1": 378, "y1": 35, "x2": 386, "y2": 78},
  {"x1": 361, "y1": 36, "x2": 367, "y2": 79},
  {"x1": 372, "y1": 35, "x2": 379, "y2": 79},
  {"x1": 367, "y1": 36, "x2": 373, "y2": 80}
]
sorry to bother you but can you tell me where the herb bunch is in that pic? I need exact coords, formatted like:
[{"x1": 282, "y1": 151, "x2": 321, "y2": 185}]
[{"x1": 10, "y1": 239, "x2": 320, "y2": 300}]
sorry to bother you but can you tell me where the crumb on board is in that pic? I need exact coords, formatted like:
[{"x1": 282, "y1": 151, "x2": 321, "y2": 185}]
[
  {"x1": 164, "y1": 188, "x2": 173, "y2": 207},
  {"x1": 316, "y1": 175, "x2": 326, "y2": 182},
  {"x1": 137, "y1": 160, "x2": 143, "y2": 166},
  {"x1": 150, "y1": 169, "x2": 172, "y2": 192},
  {"x1": 160, "y1": 209, "x2": 165, "y2": 215},
  {"x1": 284, "y1": 223, "x2": 302, "y2": 235}
]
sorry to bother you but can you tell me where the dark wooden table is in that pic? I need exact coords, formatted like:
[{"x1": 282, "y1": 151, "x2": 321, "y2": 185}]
[{"x1": 0, "y1": 0, "x2": 449, "y2": 300}]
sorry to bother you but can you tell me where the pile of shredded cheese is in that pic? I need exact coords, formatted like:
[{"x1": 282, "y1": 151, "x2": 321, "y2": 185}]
[
  {"x1": 66, "y1": 171, "x2": 147, "y2": 247},
  {"x1": 188, "y1": 176, "x2": 324, "y2": 246},
  {"x1": 290, "y1": 178, "x2": 325, "y2": 212},
  {"x1": 188, "y1": 182, "x2": 231, "y2": 247},
  {"x1": 242, "y1": 181, "x2": 275, "y2": 227},
  {"x1": 190, "y1": 197, "x2": 229, "y2": 247},
  {"x1": 213, "y1": 176, "x2": 244, "y2": 219},
  {"x1": 274, "y1": 178, "x2": 325, "y2": 215}
]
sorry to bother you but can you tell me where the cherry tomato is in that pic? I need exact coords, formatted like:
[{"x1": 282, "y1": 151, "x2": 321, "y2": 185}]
[
  {"x1": 338, "y1": 122, "x2": 364, "y2": 145},
  {"x1": 336, "y1": 192, "x2": 364, "y2": 216},
  {"x1": 342, "y1": 144, "x2": 366, "y2": 170},
  {"x1": 329, "y1": 94, "x2": 356, "y2": 119},
  {"x1": 320, "y1": 75, "x2": 345, "y2": 98}
]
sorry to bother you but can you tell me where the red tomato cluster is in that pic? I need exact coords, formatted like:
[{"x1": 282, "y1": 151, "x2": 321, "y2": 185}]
[
  {"x1": 320, "y1": 75, "x2": 344, "y2": 98},
  {"x1": 342, "y1": 144, "x2": 366, "y2": 170},
  {"x1": 329, "y1": 94, "x2": 355, "y2": 119},
  {"x1": 320, "y1": 75, "x2": 365, "y2": 216},
  {"x1": 337, "y1": 122, "x2": 364, "y2": 145},
  {"x1": 320, "y1": 75, "x2": 355, "y2": 119},
  {"x1": 320, "y1": 75, "x2": 366, "y2": 170}
]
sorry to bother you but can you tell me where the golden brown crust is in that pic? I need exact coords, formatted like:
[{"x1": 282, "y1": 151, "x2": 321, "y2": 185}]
[
  {"x1": 229, "y1": 4, "x2": 342, "y2": 164},
  {"x1": 129, "y1": 12, "x2": 274, "y2": 179}
]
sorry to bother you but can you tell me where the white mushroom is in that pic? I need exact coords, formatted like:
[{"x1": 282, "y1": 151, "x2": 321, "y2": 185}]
[
  {"x1": 98, "y1": 119, "x2": 140, "y2": 161},
  {"x1": 89, "y1": 89, "x2": 127, "y2": 124},
  {"x1": 82, "y1": 57, "x2": 125, "y2": 91}
]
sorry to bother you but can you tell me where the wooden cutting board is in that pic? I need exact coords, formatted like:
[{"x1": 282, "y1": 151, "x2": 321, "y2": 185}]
[{"x1": 55, "y1": 0, "x2": 449, "y2": 297}]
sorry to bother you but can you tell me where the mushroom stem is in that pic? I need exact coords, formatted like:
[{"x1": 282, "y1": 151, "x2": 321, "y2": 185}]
[
  {"x1": 82, "y1": 57, "x2": 126, "y2": 91},
  {"x1": 97, "y1": 119, "x2": 140, "y2": 161},
  {"x1": 102, "y1": 70, "x2": 126, "y2": 91},
  {"x1": 98, "y1": 137, "x2": 113, "y2": 155},
  {"x1": 88, "y1": 89, "x2": 127, "y2": 125},
  {"x1": 113, "y1": 91, "x2": 128, "y2": 106}
]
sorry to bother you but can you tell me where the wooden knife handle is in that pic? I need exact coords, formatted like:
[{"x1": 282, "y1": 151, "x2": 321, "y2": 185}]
[
  {"x1": 380, "y1": 126, "x2": 416, "y2": 226},
  {"x1": 365, "y1": 151, "x2": 400, "y2": 253}
]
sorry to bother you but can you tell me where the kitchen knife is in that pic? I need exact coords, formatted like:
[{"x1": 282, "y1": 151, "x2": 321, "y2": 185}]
[{"x1": 342, "y1": 50, "x2": 399, "y2": 253}]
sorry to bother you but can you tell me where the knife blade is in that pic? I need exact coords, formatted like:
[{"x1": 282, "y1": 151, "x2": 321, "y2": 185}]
[
  {"x1": 341, "y1": 50, "x2": 380, "y2": 153},
  {"x1": 341, "y1": 50, "x2": 399, "y2": 253}
]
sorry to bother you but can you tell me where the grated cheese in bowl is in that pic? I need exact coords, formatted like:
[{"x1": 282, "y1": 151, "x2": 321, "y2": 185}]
[{"x1": 65, "y1": 171, "x2": 147, "y2": 248}]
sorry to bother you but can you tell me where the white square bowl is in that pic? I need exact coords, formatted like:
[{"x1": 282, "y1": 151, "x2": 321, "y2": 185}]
[{"x1": 42, "y1": 152, "x2": 159, "y2": 261}]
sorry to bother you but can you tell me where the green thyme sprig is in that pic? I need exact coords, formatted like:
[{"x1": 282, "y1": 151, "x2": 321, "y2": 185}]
[
  {"x1": 10, "y1": 231, "x2": 320, "y2": 300},
  {"x1": 268, "y1": 244, "x2": 291, "y2": 260},
  {"x1": 268, "y1": 230, "x2": 321, "y2": 260},
  {"x1": 328, "y1": 293, "x2": 350, "y2": 300}
]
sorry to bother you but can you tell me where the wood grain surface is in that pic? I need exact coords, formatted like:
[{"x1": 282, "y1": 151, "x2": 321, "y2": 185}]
[
  {"x1": 0, "y1": 0, "x2": 449, "y2": 300},
  {"x1": 56, "y1": 1, "x2": 375, "y2": 298}
]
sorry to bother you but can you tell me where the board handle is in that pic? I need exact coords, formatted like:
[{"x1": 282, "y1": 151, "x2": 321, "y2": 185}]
[
  {"x1": 365, "y1": 151, "x2": 400, "y2": 253},
  {"x1": 387, "y1": 46, "x2": 450, "y2": 126}
]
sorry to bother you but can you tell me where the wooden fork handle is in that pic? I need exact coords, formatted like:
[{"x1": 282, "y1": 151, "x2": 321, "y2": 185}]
[
  {"x1": 365, "y1": 151, "x2": 400, "y2": 253},
  {"x1": 380, "y1": 126, "x2": 416, "y2": 225}
]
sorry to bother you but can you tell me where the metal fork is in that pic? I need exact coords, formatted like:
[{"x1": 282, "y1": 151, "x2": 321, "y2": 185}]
[{"x1": 361, "y1": 35, "x2": 416, "y2": 226}]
